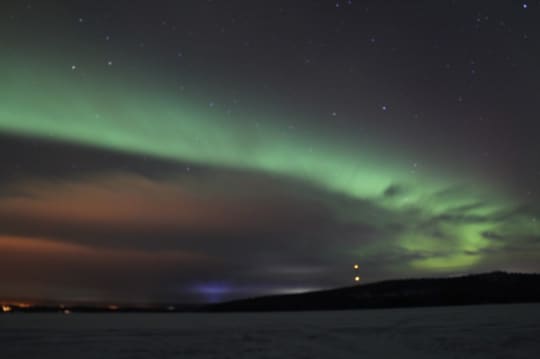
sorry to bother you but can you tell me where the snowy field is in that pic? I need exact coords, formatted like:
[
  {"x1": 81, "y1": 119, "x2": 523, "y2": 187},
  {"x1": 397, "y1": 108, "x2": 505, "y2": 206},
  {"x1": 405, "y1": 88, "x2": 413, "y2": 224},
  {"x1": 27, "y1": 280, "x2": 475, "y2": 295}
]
[{"x1": 1, "y1": 304, "x2": 539, "y2": 358}]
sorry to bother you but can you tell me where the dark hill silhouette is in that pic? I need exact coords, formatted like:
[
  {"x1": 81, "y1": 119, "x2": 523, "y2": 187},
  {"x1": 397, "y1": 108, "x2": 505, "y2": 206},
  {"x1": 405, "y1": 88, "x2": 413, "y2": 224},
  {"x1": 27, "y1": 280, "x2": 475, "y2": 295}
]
[{"x1": 203, "y1": 271, "x2": 540, "y2": 312}]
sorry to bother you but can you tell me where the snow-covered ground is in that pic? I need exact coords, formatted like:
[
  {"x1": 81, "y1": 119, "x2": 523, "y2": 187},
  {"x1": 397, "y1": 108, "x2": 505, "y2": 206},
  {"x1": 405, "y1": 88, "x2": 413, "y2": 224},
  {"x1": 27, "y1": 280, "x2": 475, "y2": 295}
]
[{"x1": 1, "y1": 304, "x2": 539, "y2": 358}]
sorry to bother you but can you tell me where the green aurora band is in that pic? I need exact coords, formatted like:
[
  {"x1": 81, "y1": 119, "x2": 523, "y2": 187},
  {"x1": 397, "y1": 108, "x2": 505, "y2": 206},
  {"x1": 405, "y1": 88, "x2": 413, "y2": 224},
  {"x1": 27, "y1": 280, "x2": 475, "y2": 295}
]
[{"x1": 1, "y1": 60, "x2": 538, "y2": 272}]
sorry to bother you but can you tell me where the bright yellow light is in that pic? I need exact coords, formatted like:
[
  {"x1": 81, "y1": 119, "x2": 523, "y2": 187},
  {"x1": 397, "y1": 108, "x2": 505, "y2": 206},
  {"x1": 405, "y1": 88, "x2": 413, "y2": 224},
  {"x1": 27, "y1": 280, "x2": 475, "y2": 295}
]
[
  {"x1": 2, "y1": 305, "x2": 12, "y2": 313},
  {"x1": 353, "y1": 264, "x2": 359, "y2": 270},
  {"x1": 354, "y1": 276, "x2": 361, "y2": 282}
]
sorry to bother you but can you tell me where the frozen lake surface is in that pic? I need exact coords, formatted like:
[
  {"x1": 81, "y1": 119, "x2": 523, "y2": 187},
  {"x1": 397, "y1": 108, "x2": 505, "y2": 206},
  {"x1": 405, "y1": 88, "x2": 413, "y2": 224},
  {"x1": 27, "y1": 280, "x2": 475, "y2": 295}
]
[{"x1": 1, "y1": 304, "x2": 539, "y2": 358}]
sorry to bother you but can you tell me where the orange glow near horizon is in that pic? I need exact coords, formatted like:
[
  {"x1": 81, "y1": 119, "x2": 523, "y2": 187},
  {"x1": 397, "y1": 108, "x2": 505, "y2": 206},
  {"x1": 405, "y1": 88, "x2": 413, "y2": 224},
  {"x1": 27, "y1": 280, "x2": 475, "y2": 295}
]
[
  {"x1": 0, "y1": 234, "x2": 211, "y2": 302},
  {"x1": 0, "y1": 174, "x2": 283, "y2": 234},
  {"x1": 13, "y1": 302, "x2": 32, "y2": 309},
  {"x1": 0, "y1": 302, "x2": 33, "y2": 309},
  {"x1": 0, "y1": 235, "x2": 205, "y2": 262}
]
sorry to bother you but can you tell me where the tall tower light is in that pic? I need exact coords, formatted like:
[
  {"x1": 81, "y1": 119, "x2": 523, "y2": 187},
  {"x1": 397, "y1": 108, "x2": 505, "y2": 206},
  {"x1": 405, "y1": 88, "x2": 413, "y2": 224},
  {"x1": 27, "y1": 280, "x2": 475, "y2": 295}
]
[{"x1": 353, "y1": 264, "x2": 360, "y2": 283}]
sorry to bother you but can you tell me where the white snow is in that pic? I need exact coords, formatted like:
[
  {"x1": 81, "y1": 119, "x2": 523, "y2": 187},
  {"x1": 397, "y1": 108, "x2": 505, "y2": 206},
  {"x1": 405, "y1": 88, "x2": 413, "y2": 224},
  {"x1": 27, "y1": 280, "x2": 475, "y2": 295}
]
[{"x1": 1, "y1": 304, "x2": 539, "y2": 358}]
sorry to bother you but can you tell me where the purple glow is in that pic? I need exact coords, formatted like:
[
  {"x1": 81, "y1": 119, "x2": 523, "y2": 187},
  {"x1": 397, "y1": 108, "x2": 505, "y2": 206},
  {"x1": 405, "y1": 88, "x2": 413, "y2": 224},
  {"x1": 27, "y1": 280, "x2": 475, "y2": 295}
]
[{"x1": 191, "y1": 283, "x2": 232, "y2": 303}]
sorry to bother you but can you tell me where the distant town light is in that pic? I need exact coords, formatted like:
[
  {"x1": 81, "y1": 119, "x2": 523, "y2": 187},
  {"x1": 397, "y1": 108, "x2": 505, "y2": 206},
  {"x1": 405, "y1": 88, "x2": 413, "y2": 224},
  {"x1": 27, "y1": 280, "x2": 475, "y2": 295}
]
[
  {"x1": 2, "y1": 305, "x2": 12, "y2": 313},
  {"x1": 15, "y1": 303, "x2": 32, "y2": 309}
]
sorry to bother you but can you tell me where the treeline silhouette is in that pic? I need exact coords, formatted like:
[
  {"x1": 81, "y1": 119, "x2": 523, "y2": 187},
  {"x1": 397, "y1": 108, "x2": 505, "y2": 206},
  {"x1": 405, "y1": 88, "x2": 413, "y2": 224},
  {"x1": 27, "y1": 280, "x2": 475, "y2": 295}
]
[{"x1": 203, "y1": 271, "x2": 540, "y2": 312}]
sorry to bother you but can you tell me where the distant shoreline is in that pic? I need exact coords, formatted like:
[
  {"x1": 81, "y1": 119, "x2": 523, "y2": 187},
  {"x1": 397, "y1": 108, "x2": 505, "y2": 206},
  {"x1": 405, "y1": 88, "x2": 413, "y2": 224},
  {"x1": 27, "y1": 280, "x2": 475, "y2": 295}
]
[{"x1": 2, "y1": 271, "x2": 539, "y2": 314}]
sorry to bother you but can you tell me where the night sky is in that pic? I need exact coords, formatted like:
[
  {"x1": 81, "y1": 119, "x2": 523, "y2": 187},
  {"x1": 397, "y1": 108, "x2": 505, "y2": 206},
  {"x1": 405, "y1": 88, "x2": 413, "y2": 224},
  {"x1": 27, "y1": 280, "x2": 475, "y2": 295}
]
[{"x1": 1, "y1": 0, "x2": 539, "y2": 304}]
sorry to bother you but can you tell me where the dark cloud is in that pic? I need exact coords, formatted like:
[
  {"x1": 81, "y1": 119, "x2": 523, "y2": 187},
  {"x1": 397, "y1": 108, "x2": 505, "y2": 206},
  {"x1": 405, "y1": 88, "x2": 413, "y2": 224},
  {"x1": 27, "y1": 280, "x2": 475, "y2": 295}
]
[
  {"x1": 0, "y1": 133, "x2": 195, "y2": 185},
  {"x1": 383, "y1": 184, "x2": 406, "y2": 198},
  {"x1": 0, "y1": 134, "x2": 398, "y2": 301},
  {"x1": 0, "y1": 137, "x2": 538, "y2": 302}
]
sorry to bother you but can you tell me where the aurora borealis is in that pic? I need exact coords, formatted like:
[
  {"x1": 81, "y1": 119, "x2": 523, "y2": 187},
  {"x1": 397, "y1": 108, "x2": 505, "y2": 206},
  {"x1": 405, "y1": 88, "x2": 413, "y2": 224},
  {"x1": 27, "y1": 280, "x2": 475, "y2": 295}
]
[{"x1": 1, "y1": 0, "x2": 539, "y2": 304}]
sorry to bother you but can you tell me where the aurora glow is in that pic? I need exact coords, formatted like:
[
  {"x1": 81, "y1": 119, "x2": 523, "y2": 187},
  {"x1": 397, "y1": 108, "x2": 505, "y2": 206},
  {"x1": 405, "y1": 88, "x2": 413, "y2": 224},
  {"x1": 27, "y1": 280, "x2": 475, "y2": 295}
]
[
  {"x1": 1, "y1": 57, "x2": 435, "y2": 200},
  {"x1": 0, "y1": 0, "x2": 539, "y2": 303},
  {"x1": 1, "y1": 58, "x2": 525, "y2": 268}
]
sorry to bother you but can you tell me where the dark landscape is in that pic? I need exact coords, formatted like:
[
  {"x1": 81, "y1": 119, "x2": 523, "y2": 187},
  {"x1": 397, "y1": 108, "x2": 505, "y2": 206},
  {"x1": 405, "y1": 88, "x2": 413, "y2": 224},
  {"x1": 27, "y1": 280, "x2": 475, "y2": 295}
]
[
  {"x1": 204, "y1": 271, "x2": 540, "y2": 312},
  {"x1": 3, "y1": 271, "x2": 539, "y2": 313}
]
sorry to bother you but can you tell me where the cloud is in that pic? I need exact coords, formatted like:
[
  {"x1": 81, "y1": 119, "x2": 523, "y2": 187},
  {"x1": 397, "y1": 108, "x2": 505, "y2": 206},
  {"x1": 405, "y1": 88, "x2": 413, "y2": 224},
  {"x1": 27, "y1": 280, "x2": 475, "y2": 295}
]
[
  {"x1": 0, "y1": 234, "x2": 208, "y2": 303},
  {"x1": 0, "y1": 137, "x2": 538, "y2": 302},
  {"x1": 0, "y1": 168, "x2": 384, "y2": 300},
  {"x1": 383, "y1": 184, "x2": 406, "y2": 198}
]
